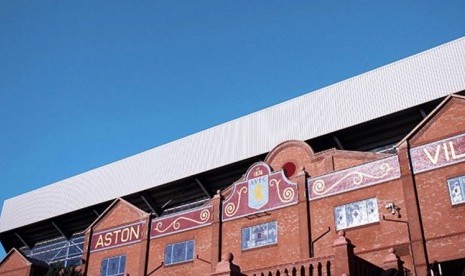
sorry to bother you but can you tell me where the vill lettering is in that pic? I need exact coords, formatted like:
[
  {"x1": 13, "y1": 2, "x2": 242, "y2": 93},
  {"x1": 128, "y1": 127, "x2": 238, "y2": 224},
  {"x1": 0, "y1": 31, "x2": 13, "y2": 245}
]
[
  {"x1": 93, "y1": 224, "x2": 141, "y2": 251},
  {"x1": 423, "y1": 141, "x2": 465, "y2": 165}
]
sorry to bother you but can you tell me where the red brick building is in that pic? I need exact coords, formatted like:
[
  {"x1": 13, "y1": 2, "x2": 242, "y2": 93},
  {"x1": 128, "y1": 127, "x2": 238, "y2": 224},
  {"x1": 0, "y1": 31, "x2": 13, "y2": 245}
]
[{"x1": 1, "y1": 38, "x2": 465, "y2": 275}]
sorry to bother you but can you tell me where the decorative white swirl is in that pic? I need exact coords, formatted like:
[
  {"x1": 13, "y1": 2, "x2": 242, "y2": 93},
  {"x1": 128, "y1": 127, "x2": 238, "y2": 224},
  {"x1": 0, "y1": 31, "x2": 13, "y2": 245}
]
[
  {"x1": 199, "y1": 209, "x2": 210, "y2": 221},
  {"x1": 312, "y1": 163, "x2": 393, "y2": 196},
  {"x1": 269, "y1": 179, "x2": 295, "y2": 203},
  {"x1": 224, "y1": 186, "x2": 247, "y2": 217},
  {"x1": 154, "y1": 209, "x2": 211, "y2": 233},
  {"x1": 313, "y1": 180, "x2": 326, "y2": 193}
]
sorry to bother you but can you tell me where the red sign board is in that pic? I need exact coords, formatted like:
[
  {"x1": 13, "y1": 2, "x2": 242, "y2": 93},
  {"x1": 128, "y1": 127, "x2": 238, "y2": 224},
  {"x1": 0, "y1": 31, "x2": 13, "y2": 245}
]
[
  {"x1": 308, "y1": 156, "x2": 400, "y2": 200},
  {"x1": 410, "y1": 133, "x2": 465, "y2": 173},
  {"x1": 91, "y1": 221, "x2": 144, "y2": 252},
  {"x1": 151, "y1": 205, "x2": 213, "y2": 238}
]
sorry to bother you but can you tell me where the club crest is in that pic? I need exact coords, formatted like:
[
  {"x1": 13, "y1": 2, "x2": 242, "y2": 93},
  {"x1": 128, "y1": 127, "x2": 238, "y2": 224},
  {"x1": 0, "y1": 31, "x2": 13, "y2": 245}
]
[{"x1": 248, "y1": 175, "x2": 269, "y2": 210}]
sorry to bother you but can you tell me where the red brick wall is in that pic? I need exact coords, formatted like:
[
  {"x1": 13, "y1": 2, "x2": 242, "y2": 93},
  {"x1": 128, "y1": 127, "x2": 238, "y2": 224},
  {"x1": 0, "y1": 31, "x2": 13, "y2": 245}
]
[
  {"x1": 0, "y1": 267, "x2": 31, "y2": 276},
  {"x1": 94, "y1": 202, "x2": 148, "y2": 232},
  {"x1": 414, "y1": 162, "x2": 465, "y2": 263},
  {"x1": 84, "y1": 200, "x2": 150, "y2": 276},
  {"x1": 411, "y1": 99, "x2": 465, "y2": 147},
  {"x1": 221, "y1": 205, "x2": 302, "y2": 271},
  {"x1": 147, "y1": 226, "x2": 212, "y2": 276},
  {"x1": 87, "y1": 242, "x2": 148, "y2": 275},
  {"x1": 4, "y1": 96, "x2": 465, "y2": 275},
  {"x1": 407, "y1": 97, "x2": 465, "y2": 265},
  {"x1": 310, "y1": 180, "x2": 414, "y2": 270},
  {"x1": 311, "y1": 153, "x2": 334, "y2": 176},
  {"x1": 77, "y1": 132, "x2": 464, "y2": 276},
  {"x1": 397, "y1": 96, "x2": 465, "y2": 275},
  {"x1": 265, "y1": 140, "x2": 313, "y2": 179},
  {"x1": 0, "y1": 250, "x2": 31, "y2": 276},
  {"x1": 0, "y1": 96, "x2": 445, "y2": 275},
  {"x1": 332, "y1": 151, "x2": 389, "y2": 171},
  {"x1": 79, "y1": 141, "x2": 416, "y2": 275},
  {"x1": 306, "y1": 149, "x2": 389, "y2": 177}
]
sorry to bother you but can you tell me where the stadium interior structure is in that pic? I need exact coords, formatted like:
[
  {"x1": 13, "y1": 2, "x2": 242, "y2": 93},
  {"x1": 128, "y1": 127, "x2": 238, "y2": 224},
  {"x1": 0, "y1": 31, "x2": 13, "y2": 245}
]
[{"x1": 1, "y1": 37, "x2": 465, "y2": 275}]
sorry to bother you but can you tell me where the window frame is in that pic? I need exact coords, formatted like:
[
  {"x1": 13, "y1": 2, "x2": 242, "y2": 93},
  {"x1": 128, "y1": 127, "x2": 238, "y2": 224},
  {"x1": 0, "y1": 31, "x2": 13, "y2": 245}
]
[
  {"x1": 333, "y1": 197, "x2": 379, "y2": 231},
  {"x1": 100, "y1": 255, "x2": 126, "y2": 276},
  {"x1": 241, "y1": 220, "x2": 278, "y2": 251},
  {"x1": 164, "y1": 240, "x2": 195, "y2": 266},
  {"x1": 447, "y1": 175, "x2": 465, "y2": 205}
]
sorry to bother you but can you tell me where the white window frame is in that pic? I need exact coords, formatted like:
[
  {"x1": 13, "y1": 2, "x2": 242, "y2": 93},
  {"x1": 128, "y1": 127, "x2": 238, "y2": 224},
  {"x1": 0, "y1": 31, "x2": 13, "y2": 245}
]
[
  {"x1": 164, "y1": 240, "x2": 195, "y2": 266},
  {"x1": 334, "y1": 198, "x2": 379, "y2": 231},
  {"x1": 447, "y1": 175, "x2": 465, "y2": 205},
  {"x1": 101, "y1": 255, "x2": 126, "y2": 276}
]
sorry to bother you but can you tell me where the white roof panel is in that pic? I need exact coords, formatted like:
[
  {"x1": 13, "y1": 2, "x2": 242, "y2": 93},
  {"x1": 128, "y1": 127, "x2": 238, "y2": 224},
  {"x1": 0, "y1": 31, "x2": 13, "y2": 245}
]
[{"x1": 1, "y1": 37, "x2": 465, "y2": 232}]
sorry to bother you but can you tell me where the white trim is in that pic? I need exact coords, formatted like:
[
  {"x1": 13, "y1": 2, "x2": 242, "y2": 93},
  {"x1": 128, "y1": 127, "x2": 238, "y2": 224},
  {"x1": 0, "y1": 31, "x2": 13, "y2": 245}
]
[
  {"x1": 92, "y1": 220, "x2": 145, "y2": 236},
  {"x1": 151, "y1": 223, "x2": 212, "y2": 239},
  {"x1": 152, "y1": 205, "x2": 212, "y2": 222}
]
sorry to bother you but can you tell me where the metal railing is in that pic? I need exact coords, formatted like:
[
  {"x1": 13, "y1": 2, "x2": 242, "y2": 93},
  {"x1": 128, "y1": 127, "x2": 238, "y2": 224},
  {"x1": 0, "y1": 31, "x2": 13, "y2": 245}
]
[
  {"x1": 352, "y1": 255, "x2": 383, "y2": 276},
  {"x1": 241, "y1": 255, "x2": 334, "y2": 276}
]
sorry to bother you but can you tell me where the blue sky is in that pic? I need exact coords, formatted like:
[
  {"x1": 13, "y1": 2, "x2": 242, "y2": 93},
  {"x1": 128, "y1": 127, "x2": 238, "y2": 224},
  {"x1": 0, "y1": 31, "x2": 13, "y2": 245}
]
[{"x1": 0, "y1": 1, "x2": 464, "y2": 259}]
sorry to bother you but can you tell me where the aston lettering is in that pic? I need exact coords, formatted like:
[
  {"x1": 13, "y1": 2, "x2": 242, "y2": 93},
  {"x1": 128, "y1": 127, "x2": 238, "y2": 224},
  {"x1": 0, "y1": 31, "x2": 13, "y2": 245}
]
[{"x1": 91, "y1": 223, "x2": 142, "y2": 251}]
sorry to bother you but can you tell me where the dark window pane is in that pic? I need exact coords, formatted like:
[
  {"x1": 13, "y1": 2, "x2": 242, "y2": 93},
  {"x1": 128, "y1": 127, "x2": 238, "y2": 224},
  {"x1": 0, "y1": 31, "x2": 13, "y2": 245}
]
[
  {"x1": 100, "y1": 255, "x2": 126, "y2": 276},
  {"x1": 173, "y1": 242, "x2": 185, "y2": 263},
  {"x1": 186, "y1": 240, "x2": 194, "y2": 261},
  {"x1": 108, "y1": 257, "x2": 119, "y2": 274},
  {"x1": 165, "y1": 244, "x2": 172, "y2": 264},
  {"x1": 119, "y1": 255, "x2": 126, "y2": 273},
  {"x1": 241, "y1": 228, "x2": 250, "y2": 249},
  {"x1": 268, "y1": 222, "x2": 277, "y2": 244},
  {"x1": 101, "y1": 259, "x2": 108, "y2": 276}
]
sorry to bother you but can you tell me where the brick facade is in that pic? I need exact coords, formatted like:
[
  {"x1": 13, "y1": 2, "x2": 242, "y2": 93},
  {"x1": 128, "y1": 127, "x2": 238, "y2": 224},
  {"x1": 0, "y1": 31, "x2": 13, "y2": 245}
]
[
  {"x1": 0, "y1": 249, "x2": 47, "y2": 276},
  {"x1": 3, "y1": 95, "x2": 465, "y2": 275},
  {"x1": 82, "y1": 199, "x2": 150, "y2": 276}
]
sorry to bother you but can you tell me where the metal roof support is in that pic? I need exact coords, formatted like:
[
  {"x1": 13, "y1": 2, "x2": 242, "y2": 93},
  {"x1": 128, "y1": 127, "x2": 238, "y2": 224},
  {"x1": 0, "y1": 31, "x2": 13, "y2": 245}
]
[
  {"x1": 161, "y1": 199, "x2": 173, "y2": 209},
  {"x1": 14, "y1": 232, "x2": 32, "y2": 249},
  {"x1": 195, "y1": 178, "x2": 212, "y2": 198},
  {"x1": 333, "y1": 135, "x2": 344, "y2": 150},
  {"x1": 52, "y1": 221, "x2": 70, "y2": 240},
  {"x1": 420, "y1": 108, "x2": 427, "y2": 118},
  {"x1": 140, "y1": 193, "x2": 160, "y2": 217}
]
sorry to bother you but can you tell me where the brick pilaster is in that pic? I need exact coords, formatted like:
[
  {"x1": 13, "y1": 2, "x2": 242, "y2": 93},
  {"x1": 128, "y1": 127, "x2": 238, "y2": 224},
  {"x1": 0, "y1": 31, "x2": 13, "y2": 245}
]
[
  {"x1": 332, "y1": 231, "x2": 354, "y2": 276},
  {"x1": 383, "y1": 248, "x2": 404, "y2": 273},
  {"x1": 211, "y1": 191, "x2": 223, "y2": 273},
  {"x1": 398, "y1": 142, "x2": 429, "y2": 275},
  {"x1": 295, "y1": 166, "x2": 311, "y2": 259}
]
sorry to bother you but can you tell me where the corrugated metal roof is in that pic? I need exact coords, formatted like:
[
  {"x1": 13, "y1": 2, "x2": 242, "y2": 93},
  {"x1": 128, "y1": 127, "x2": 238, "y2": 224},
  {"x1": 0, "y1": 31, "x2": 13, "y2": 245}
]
[{"x1": 1, "y1": 37, "x2": 465, "y2": 233}]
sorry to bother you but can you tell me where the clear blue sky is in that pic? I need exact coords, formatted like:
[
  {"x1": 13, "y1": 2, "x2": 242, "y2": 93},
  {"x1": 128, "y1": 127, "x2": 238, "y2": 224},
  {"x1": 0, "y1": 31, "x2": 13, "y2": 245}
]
[{"x1": 0, "y1": 1, "x2": 464, "y2": 258}]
